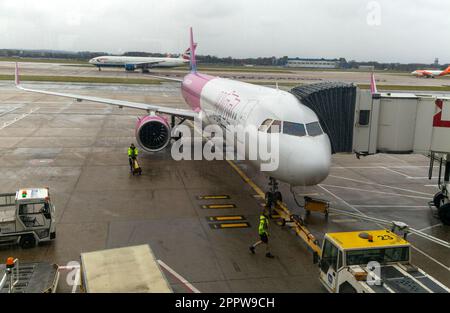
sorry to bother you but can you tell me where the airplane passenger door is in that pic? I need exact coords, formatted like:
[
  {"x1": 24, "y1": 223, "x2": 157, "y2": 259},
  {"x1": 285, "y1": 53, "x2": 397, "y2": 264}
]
[{"x1": 319, "y1": 239, "x2": 339, "y2": 292}]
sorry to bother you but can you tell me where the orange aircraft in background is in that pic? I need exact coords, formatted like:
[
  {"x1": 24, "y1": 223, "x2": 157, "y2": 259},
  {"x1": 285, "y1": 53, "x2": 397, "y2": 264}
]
[{"x1": 411, "y1": 65, "x2": 450, "y2": 78}]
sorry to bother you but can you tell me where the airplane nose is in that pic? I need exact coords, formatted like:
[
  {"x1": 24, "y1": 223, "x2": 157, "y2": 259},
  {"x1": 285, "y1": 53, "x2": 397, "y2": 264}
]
[
  {"x1": 287, "y1": 135, "x2": 331, "y2": 186},
  {"x1": 89, "y1": 59, "x2": 95, "y2": 64}
]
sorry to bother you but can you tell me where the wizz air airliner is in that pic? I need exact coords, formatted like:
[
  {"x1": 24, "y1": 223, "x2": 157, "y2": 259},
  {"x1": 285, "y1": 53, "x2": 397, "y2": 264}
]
[{"x1": 14, "y1": 28, "x2": 331, "y2": 202}]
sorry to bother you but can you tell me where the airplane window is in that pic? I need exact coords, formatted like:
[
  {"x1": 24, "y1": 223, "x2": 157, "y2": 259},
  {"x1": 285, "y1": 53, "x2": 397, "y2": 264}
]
[
  {"x1": 306, "y1": 121, "x2": 323, "y2": 136},
  {"x1": 283, "y1": 122, "x2": 306, "y2": 137},
  {"x1": 258, "y1": 119, "x2": 273, "y2": 132},
  {"x1": 268, "y1": 120, "x2": 281, "y2": 133}
]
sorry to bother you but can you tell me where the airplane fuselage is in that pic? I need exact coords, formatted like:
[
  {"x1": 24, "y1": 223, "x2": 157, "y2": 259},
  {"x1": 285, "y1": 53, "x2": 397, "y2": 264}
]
[
  {"x1": 180, "y1": 72, "x2": 332, "y2": 186},
  {"x1": 411, "y1": 68, "x2": 450, "y2": 78},
  {"x1": 89, "y1": 56, "x2": 188, "y2": 69}
]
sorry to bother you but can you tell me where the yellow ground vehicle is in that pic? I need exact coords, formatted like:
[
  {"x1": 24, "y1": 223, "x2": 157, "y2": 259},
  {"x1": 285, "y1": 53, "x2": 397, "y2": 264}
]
[{"x1": 318, "y1": 230, "x2": 449, "y2": 293}]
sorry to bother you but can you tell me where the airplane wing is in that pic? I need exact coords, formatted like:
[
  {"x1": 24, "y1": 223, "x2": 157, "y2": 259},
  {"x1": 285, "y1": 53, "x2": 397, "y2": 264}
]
[{"x1": 14, "y1": 63, "x2": 197, "y2": 120}]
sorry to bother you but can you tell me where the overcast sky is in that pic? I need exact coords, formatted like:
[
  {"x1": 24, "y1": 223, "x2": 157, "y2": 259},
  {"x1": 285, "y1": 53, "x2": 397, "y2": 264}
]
[{"x1": 0, "y1": 0, "x2": 449, "y2": 64}]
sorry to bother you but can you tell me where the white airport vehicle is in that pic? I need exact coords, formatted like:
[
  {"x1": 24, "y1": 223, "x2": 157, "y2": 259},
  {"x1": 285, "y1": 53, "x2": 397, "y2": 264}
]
[
  {"x1": 89, "y1": 46, "x2": 193, "y2": 72},
  {"x1": 14, "y1": 28, "x2": 332, "y2": 201},
  {"x1": 79, "y1": 245, "x2": 172, "y2": 293},
  {"x1": 319, "y1": 229, "x2": 449, "y2": 293},
  {"x1": 0, "y1": 188, "x2": 56, "y2": 249}
]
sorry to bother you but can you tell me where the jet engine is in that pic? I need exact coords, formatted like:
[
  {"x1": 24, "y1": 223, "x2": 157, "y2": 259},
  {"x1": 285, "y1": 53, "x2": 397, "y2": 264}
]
[
  {"x1": 135, "y1": 115, "x2": 171, "y2": 152},
  {"x1": 125, "y1": 64, "x2": 136, "y2": 71}
]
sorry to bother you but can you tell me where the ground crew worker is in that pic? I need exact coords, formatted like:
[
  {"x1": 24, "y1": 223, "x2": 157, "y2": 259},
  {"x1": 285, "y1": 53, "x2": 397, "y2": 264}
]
[
  {"x1": 249, "y1": 208, "x2": 274, "y2": 258},
  {"x1": 128, "y1": 143, "x2": 138, "y2": 172}
]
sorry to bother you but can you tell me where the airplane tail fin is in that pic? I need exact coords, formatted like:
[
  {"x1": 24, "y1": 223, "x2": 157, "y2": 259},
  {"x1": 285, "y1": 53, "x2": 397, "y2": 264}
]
[
  {"x1": 189, "y1": 27, "x2": 197, "y2": 73},
  {"x1": 444, "y1": 65, "x2": 450, "y2": 73},
  {"x1": 180, "y1": 44, "x2": 197, "y2": 61},
  {"x1": 15, "y1": 62, "x2": 20, "y2": 85},
  {"x1": 370, "y1": 72, "x2": 378, "y2": 94}
]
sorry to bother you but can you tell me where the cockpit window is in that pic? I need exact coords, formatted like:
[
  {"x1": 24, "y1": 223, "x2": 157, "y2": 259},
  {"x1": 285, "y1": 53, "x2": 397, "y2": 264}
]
[
  {"x1": 283, "y1": 122, "x2": 306, "y2": 137},
  {"x1": 306, "y1": 121, "x2": 323, "y2": 136},
  {"x1": 268, "y1": 120, "x2": 281, "y2": 133},
  {"x1": 258, "y1": 119, "x2": 273, "y2": 132}
]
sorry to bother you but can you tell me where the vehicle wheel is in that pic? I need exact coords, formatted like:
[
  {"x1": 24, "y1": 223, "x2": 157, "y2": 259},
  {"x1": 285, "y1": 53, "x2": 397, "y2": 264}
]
[
  {"x1": 339, "y1": 282, "x2": 357, "y2": 293},
  {"x1": 433, "y1": 192, "x2": 446, "y2": 209},
  {"x1": 438, "y1": 203, "x2": 450, "y2": 226},
  {"x1": 19, "y1": 235, "x2": 36, "y2": 249},
  {"x1": 274, "y1": 191, "x2": 282, "y2": 203}
]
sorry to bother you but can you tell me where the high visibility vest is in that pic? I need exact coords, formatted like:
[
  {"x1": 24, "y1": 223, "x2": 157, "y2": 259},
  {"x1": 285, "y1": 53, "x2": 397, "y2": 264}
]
[
  {"x1": 258, "y1": 215, "x2": 268, "y2": 235},
  {"x1": 128, "y1": 147, "x2": 138, "y2": 158}
]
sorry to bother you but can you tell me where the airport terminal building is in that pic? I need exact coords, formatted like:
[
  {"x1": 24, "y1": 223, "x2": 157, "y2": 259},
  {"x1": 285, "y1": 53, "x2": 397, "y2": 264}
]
[{"x1": 286, "y1": 58, "x2": 341, "y2": 69}]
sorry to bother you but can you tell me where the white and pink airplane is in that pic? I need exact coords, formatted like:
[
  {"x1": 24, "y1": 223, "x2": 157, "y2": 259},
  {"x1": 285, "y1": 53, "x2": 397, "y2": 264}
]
[
  {"x1": 14, "y1": 28, "x2": 331, "y2": 201},
  {"x1": 411, "y1": 66, "x2": 450, "y2": 78}
]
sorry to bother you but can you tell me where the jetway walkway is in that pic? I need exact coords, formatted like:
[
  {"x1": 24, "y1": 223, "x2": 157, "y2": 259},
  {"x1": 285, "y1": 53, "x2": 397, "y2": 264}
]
[{"x1": 291, "y1": 83, "x2": 357, "y2": 153}]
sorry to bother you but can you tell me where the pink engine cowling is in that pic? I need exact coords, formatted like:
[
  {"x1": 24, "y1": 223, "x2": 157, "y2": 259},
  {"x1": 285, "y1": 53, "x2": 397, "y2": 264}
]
[{"x1": 135, "y1": 115, "x2": 171, "y2": 152}]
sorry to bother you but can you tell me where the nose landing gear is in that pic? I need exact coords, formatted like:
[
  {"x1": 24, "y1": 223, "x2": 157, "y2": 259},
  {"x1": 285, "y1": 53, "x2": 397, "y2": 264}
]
[{"x1": 265, "y1": 177, "x2": 282, "y2": 209}]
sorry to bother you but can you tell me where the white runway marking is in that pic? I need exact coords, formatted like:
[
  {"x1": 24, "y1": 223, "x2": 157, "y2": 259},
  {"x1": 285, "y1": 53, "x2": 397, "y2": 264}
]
[
  {"x1": 157, "y1": 260, "x2": 200, "y2": 293},
  {"x1": 320, "y1": 184, "x2": 431, "y2": 200},
  {"x1": 411, "y1": 246, "x2": 450, "y2": 271},
  {"x1": 72, "y1": 269, "x2": 80, "y2": 293},
  {"x1": 0, "y1": 106, "x2": 22, "y2": 117},
  {"x1": 329, "y1": 175, "x2": 434, "y2": 196},
  {"x1": 418, "y1": 224, "x2": 443, "y2": 232},
  {"x1": 0, "y1": 107, "x2": 40, "y2": 130},
  {"x1": 381, "y1": 166, "x2": 410, "y2": 178}
]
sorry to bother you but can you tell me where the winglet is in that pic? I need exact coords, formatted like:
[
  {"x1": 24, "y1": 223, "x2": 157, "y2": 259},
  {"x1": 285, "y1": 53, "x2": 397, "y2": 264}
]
[
  {"x1": 370, "y1": 72, "x2": 377, "y2": 94},
  {"x1": 189, "y1": 27, "x2": 197, "y2": 73},
  {"x1": 15, "y1": 62, "x2": 20, "y2": 86}
]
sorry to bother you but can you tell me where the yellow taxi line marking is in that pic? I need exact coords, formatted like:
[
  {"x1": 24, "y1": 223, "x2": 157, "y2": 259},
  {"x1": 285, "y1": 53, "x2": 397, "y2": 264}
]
[
  {"x1": 197, "y1": 195, "x2": 230, "y2": 200},
  {"x1": 220, "y1": 223, "x2": 249, "y2": 228},
  {"x1": 226, "y1": 160, "x2": 265, "y2": 198},
  {"x1": 209, "y1": 222, "x2": 250, "y2": 229},
  {"x1": 213, "y1": 216, "x2": 245, "y2": 221}
]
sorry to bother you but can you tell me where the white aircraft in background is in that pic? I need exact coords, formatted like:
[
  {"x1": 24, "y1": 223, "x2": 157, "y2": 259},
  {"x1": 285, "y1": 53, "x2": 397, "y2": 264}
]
[
  {"x1": 411, "y1": 65, "x2": 450, "y2": 78},
  {"x1": 89, "y1": 46, "x2": 194, "y2": 72},
  {"x1": 15, "y1": 28, "x2": 331, "y2": 203}
]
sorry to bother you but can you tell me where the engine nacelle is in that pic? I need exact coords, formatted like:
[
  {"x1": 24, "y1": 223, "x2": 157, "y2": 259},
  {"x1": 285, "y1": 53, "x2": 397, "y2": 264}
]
[
  {"x1": 135, "y1": 115, "x2": 171, "y2": 152},
  {"x1": 125, "y1": 64, "x2": 136, "y2": 71}
]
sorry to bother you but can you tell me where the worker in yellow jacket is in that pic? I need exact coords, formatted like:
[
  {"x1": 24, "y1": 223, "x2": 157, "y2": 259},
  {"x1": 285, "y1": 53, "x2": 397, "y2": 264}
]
[
  {"x1": 128, "y1": 143, "x2": 139, "y2": 173},
  {"x1": 249, "y1": 208, "x2": 274, "y2": 258}
]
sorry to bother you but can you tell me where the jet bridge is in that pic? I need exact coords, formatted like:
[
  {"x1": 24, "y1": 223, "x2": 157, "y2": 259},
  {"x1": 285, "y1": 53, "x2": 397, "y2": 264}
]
[{"x1": 291, "y1": 83, "x2": 357, "y2": 154}]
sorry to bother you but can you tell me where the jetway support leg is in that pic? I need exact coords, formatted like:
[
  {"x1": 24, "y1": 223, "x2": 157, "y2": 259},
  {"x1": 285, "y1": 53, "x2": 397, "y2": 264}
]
[{"x1": 430, "y1": 153, "x2": 450, "y2": 225}]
